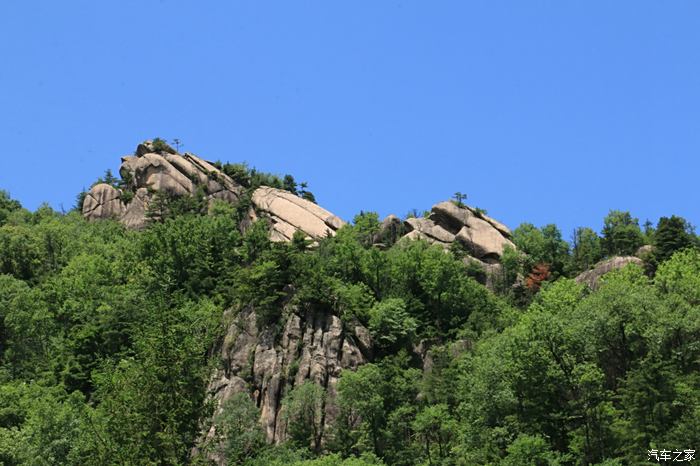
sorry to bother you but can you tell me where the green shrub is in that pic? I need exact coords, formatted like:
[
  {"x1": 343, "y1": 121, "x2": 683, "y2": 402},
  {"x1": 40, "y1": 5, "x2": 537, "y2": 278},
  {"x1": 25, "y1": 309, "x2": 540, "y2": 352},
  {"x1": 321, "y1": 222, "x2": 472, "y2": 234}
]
[{"x1": 151, "y1": 137, "x2": 174, "y2": 153}]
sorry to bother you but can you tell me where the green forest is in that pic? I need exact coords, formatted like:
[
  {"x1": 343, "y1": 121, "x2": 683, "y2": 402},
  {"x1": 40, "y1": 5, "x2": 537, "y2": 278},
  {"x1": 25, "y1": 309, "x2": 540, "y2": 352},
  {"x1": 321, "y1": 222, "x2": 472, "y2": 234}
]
[{"x1": 0, "y1": 183, "x2": 698, "y2": 465}]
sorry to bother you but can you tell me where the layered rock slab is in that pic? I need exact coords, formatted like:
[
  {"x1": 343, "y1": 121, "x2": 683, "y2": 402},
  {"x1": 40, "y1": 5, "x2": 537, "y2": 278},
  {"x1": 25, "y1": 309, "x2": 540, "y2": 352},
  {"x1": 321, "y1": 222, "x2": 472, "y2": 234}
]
[
  {"x1": 251, "y1": 186, "x2": 346, "y2": 241},
  {"x1": 399, "y1": 201, "x2": 515, "y2": 262}
]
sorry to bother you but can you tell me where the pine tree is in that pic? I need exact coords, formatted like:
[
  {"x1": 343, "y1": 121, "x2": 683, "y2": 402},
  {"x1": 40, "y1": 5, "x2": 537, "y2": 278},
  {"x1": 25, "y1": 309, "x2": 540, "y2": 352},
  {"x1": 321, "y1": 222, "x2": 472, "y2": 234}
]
[
  {"x1": 654, "y1": 215, "x2": 694, "y2": 263},
  {"x1": 601, "y1": 210, "x2": 644, "y2": 256}
]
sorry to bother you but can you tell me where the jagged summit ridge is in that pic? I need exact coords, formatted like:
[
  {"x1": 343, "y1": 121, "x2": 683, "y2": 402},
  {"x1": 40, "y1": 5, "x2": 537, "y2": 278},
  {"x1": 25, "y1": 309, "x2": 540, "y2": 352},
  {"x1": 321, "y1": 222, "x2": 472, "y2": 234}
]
[
  {"x1": 82, "y1": 141, "x2": 345, "y2": 239},
  {"x1": 83, "y1": 140, "x2": 244, "y2": 229},
  {"x1": 82, "y1": 141, "x2": 516, "y2": 269}
]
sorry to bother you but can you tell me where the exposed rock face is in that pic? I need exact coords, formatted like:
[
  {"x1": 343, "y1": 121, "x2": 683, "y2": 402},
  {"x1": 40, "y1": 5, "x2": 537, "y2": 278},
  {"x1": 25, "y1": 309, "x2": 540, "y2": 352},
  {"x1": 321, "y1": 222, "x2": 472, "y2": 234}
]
[
  {"x1": 201, "y1": 306, "x2": 370, "y2": 464},
  {"x1": 83, "y1": 141, "x2": 346, "y2": 240},
  {"x1": 82, "y1": 142, "x2": 244, "y2": 229},
  {"x1": 377, "y1": 214, "x2": 403, "y2": 246},
  {"x1": 251, "y1": 186, "x2": 345, "y2": 241},
  {"x1": 574, "y1": 256, "x2": 644, "y2": 289},
  {"x1": 398, "y1": 201, "x2": 515, "y2": 269},
  {"x1": 405, "y1": 217, "x2": 456, "y2": 244},
  {"x1": 82, "y1": 183, "x2": 125, "y2": 220},
  {"x1": 119, "y1": 152, "x2": 242, "y2": 202},
  {"x1": 120, "y1": 188, "x2": 151, "y2": 230},
  {"x1": 390, "y1": 202, "x2": 515, "y2": 289},
  {"x1": 400, "y1": 202, "x2": 514, "y2": 260},
  {"x1": 427, "y1": 201, "x2": 514, "y2": 261}
]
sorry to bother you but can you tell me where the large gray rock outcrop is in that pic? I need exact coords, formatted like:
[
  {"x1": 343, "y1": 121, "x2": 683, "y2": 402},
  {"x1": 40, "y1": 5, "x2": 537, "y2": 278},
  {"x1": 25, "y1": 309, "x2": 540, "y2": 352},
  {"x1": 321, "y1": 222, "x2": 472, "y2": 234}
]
[
  {"x1": 251, "y1": 186, "x2": 345, "y2": 241},
  {"x1": 376, "y1": 214, "x2": 403, "y2": 246},
  {"x1": 83, "y1": 142, "x2": 244, "y2": 229},
  {"x1": 400, "y1": 201, "x2": 515, "y2": 262},
  {"x1": 574, "y1": 256, "x2": 644, "y2": 289},
  {"x1": 404, "y1": 217, "x2": 456, "y2": 244},
  {"x1": 394, "y1": 201, "x2": 515, "y2": 289},
  {"x1": 119, "y1": 151, "x2": 242, "y2": 202},
  {"x1": 200, "y1": 306, "x2": 370, "y2": 464},
  {"x1": 82, "y1": 183, "x2": 125, "y2": 220},
  {"x1": 428, "y1": 201, "x2": 514, "y2": 261},
  {"x1": 83, "y1": 142, "x2": 346, "y2": 241}
]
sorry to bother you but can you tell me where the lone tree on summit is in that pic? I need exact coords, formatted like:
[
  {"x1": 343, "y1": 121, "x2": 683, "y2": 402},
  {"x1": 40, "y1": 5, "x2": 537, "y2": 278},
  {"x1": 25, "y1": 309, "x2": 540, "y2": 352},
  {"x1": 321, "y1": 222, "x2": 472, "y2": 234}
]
[{"x1": 453, "y1": 192, "x2": 467, "y2": 208}]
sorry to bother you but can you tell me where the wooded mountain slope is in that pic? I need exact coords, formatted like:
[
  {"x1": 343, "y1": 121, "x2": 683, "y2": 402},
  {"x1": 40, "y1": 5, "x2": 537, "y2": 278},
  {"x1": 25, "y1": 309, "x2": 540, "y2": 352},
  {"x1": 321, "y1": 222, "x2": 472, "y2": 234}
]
[{"x1": 0, "y1": 145, "x2": 698, "y2": 465}]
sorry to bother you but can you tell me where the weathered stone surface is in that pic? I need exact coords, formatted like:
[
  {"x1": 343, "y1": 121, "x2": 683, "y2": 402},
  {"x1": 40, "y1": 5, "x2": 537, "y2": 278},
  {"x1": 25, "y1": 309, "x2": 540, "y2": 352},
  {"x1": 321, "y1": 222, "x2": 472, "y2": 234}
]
[
  {"x1": 120, "y1": 188, "x2": 150, "y2": 230},
  {"x1": 376, "y1": 214, "x2": 403, "y2": 245},
  {"x1": 575, "y1": 256, "x2": 644, "y2": 290},
  {"x1": 200, "y1": 306, "x2": 371, "y2": 464},
  {"x1": 430, "y1": 201, "x2": 511, "y2": 239},
  {"x1": 122, "y1": 152, "x2": 194, "y2": 196},
  {"x1": 352, "y1": 324, "x2": 373, "y2": 360},
  {"x1": 82, "y1": 183, "x2": 124, "y2": 220},
  {"x1": 393, "y1": 200, "x2": 515, "y2": 289},
  {"x1": 86, "y1": 141, "x2": 244, "y2": 229},
  {"x1": 85, "y1": 141, "x2": 350, "y2": 242},
  {"x1": 430, "y1": 201, "x2": 471, "y2": 234},
  {"x1": 252, "y1": 187, "x2": 345, "y2": 241},
  {"x1": 404, "y1": 217, "x2": 456, "y2": 244},
  {"x1": 399, "y1": 229, "x2": 448, "y2": 248},
  {"x1": 469, "y1": 208, "x2": 512, "y2": 238},
  {"x1": 456, "y1": 216, "x2": 514, "y2": 261},
  {"x1": 482, "y1": 262, "x2": 504, "y2": 289},
  {"x1": 424, "y1": 201, "x2": 515, "y2": 261}
]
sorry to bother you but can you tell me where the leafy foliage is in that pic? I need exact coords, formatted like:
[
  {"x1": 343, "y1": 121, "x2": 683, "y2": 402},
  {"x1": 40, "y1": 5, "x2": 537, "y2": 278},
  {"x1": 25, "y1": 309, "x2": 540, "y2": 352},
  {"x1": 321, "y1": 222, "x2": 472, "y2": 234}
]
[
  {"x1": 571, "y1": 226, "x2": 603, "y2": 274},
  {"x1": 282, "y1": 382, "x2": 327, "y2": 453},
  {"x1": 151, "y1": 137, "x2": 174, "y2": 153},
  {"x1": 368, "y1": 298, "x2": 417, "y2": 352},
  {"x1": 601, "y1": 210, "x2": 645, "y2": 256},
  {"x1": 208, "y1": 393, "x2": 266, "y2": 464},
  {"x1": 653, "y1": 215, "x2": 695, "y2": 264},
  {"x1": 1, "y1": 184, "x2": 698, "y2": 465}
]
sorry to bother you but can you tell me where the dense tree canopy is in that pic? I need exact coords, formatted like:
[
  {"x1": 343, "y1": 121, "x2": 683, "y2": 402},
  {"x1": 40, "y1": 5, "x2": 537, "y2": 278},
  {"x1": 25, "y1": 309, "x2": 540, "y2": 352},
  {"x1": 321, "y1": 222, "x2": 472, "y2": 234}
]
[{"x1": 0, "y1": 187, "x2": 697, "y2": 465}]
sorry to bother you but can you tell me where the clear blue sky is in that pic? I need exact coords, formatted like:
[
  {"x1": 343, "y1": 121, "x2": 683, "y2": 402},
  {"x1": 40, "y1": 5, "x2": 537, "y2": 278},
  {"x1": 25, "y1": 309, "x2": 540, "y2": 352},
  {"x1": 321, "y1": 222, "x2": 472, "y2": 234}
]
[{"x1": 1, "y1": 1, "x2": 699, "y2": 239}]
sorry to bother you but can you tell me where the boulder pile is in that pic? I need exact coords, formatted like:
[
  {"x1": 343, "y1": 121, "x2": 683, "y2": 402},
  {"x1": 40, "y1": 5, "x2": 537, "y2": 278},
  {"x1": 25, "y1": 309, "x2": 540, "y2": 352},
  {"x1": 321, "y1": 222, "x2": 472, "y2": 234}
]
[{"x1": 82, "y1": 141, "x2": 344, "y2": 239}]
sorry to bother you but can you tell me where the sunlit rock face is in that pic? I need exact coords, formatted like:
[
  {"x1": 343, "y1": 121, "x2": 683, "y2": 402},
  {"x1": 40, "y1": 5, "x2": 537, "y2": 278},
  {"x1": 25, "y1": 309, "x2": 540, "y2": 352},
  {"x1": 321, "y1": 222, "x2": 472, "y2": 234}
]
[
  {"x1": 575, "y1": 256, "x2": 644, "y2": 289},
  {"x1": 82, "y1": 141, "x2": 244, "y2": 229},
  {"x1": 250, "y1": 186, "x2": 345, "y2": 242}
]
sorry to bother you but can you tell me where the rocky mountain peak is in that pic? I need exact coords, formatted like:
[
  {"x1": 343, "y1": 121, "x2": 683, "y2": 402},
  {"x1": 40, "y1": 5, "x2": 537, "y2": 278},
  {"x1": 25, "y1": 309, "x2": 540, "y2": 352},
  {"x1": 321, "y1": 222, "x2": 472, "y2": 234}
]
[
  {"x1": 83, "y1": 142, "x2": 516, "y2": 280},
  {"x1": 82, "y1": 142, "x2": 345, "y2": 239}
]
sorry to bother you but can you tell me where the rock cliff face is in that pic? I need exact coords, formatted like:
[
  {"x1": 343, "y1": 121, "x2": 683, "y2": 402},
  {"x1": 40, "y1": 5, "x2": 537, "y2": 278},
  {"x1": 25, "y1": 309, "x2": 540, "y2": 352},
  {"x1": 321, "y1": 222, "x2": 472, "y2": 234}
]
[
  {"x1": 574, "y1": 256, "x2": 644, "y2": 289},
  {"x1": 201, "y1": 305, "x2": 371, "y2": 464}
]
